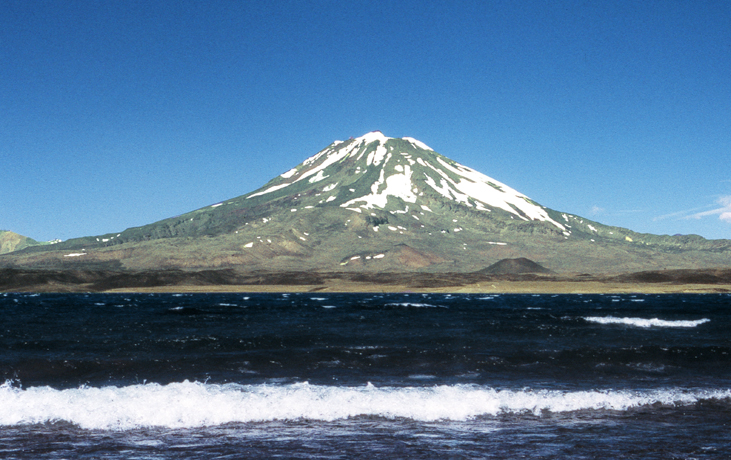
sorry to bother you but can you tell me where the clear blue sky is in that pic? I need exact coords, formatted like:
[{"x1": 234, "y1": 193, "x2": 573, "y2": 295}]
[{"x1": 2, "y1": 0, "x2": 730, "y2": 241}]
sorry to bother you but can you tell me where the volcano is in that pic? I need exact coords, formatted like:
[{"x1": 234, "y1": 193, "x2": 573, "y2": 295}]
[{"x1": 3, "y1": 132, "x2": 730, "y2": 274}]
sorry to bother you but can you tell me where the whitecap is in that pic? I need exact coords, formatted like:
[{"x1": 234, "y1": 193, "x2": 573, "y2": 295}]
[
  {"x1": 2, "y1": 381, "x2": 728, "y2": 430},
  {"x1": 385, "y1": 303, "x2": 445, "y2": 308},
  {"x1": 583, "y1": 316, "x2": 710, "y2": 328},
  {"x1": 408, "y1": 374, "x2": 437, "y2": 380}
]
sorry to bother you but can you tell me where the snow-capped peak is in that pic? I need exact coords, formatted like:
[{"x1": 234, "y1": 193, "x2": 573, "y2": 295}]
[
  {"x1": 246, "y1": 133, "x2": 565, "y2": 230},
  {"x1": 356, "y1": 131, "x2": 390, "y2": 145}
]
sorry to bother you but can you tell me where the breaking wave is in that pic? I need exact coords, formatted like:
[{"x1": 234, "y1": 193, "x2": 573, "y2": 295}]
[
  {"x1": 583, "y1": 317, "x2": 710, "y2": 328},
  {"x1": 2, "y1": 380, "x2": 728, "y2": 430},
  {"x1": 384, "y1": 303, "x2": 444, "y2": 308}
]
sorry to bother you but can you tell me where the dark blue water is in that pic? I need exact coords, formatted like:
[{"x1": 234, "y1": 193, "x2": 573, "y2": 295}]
[{"x1": 1, "y1": 292, "x2": 730, "y2": 459}]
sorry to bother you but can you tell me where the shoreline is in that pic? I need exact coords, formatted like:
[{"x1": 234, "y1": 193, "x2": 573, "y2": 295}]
[
  {"x1": 3, "y1": 267, "x2": 730, "y2": 294},
  {"x1": 103, "y1": 280, "x2": 731, "y2": 295}
]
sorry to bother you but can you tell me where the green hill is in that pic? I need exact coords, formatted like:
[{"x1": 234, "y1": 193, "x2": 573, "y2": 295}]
[{"x1": 0, "y1": 231, "x2": 42, "y2": 255}]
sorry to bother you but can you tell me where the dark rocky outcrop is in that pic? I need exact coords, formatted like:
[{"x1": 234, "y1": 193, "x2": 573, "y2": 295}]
[{"x1": 478, "y1": 258, "x2": 552, "y2": 275}]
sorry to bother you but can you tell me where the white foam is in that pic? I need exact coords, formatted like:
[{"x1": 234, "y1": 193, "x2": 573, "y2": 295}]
[
  {"x1": 583, "y1": 317, "x2": 711, "y2": 328},
  {"x1": 385, "y1": 303, "x2": 444, "y2": 308},
  {"x1": 1, "y1": 381, "x2": 728, "y2": 430}
]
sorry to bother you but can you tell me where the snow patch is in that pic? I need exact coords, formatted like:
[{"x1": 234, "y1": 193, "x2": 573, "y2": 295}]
[
  {"x1": 248, "y1": 183, "x2": 291, "y2": 199},
  {"x1": 358, "y1": 131, "x2": 390, "y2": 145},
  {"x1": 341, "y1": 164, "x2": 417, "y2": 210},
  {"x1": 248, "y1": 139, "x2": 355, "y2": 199},
  {"x1": 419, "y1": 157, "x2": 566, "y2": 230},
  {"x1": 280, "y1": 168, "x2": 298, "y2": 179},
  {"x1": 403, "y1": 137, "x2": 433, "y2": 151},
  {"x1": 308, "y1": 170, "x2": 329, "y2": 183},
  {"x1": 366, "y1": 144, "x2": 389, "y2": 167}
]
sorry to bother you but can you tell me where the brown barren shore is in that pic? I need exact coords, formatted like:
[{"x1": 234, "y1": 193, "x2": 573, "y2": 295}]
[
  {"x1": 104, "y1": 280, "x2": 731, "y2": 295},
  {"x1": 2, "y1": 268, "x2": 731, "y2": 294}
]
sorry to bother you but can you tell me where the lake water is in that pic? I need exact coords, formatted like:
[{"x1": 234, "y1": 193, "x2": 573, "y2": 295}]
[{"x1": 1, "y1": 292, "x2": 730, "y2": 459}]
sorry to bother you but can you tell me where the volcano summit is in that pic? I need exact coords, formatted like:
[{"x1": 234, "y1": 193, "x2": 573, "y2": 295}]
[{"x1": 3, "y1": 132, "x2": 730, "y2": 275}]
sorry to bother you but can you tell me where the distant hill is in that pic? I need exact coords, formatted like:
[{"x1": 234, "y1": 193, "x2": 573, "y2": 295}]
[
  {"x1": 0, "y1": 231, "x2": 41, "y2": 255},
  {"x1": 479, "y1": 258, "x2": 552, "y2": 275},
  {"x1": 2, "y1": 132, "x2": 730, "y2": 273}
]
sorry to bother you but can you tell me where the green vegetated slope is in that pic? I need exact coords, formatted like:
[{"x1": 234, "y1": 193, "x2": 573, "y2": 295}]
[
  {"x1": 0, "y1": 231, "x2": 43, "y2": 255},
  {"x1": 3, "y1": 133, "x2": 730, "y2": 274}
]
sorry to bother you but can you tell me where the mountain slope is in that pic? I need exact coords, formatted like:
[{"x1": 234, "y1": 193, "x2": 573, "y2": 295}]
[
  {"x1": 0, "y1": 231, "x2": 43, "y2": 255},
  {"x1": 3, "y1": 132, "x2": 730, "y2": 273}
]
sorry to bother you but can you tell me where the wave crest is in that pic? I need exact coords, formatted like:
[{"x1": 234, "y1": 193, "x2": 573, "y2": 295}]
[
  {"x1": 583, "y1": 316, "x2": 710, "y2": 328},
  {"x1": 2, "y1": 381, "x2": 729, "y2": 430}
]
